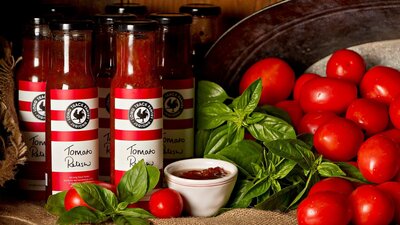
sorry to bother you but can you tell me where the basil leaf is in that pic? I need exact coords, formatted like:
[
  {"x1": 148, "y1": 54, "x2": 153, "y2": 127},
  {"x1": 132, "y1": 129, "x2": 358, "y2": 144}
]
[
  {"x1": 118, "y1": 160, "x2": 148, "y2": 203},
  {"x1": 265, "y1": 139, "x2": 315, "y2": 170},
  {"x1": 146, "y1": 165, "x2": 160, "y2": 194},
  {"x1": 204, "y1": 124, "x2": 229, "y2": 155},
  {"x1": 244, "y1": 112, "x2": 267, "y2": 125},
  {"x1": 247, "y1": 115, "x2": 296, "y2": 143},
  {"x1": 197, "y1": 80, "x2": 230, "y2": 106},
  {"x1": 317, "y1": 162, "x2": 346, "y2": 177},
  {"x1": 195, "y1": 129, "x2": 211, "y2": 157},
  {"x1": 288, "y1": 172, "x2": 319, "y2": 209},
  {"x1": 242, "y1": 175, "x2": 272, "y2": 200},
  {"x1": 297, "y1": 133, "x2": 314, "y2": 147},
  {"x1": 118, "y1": 207, "x2": 154, "y2": 219},
  {"x1": 57, "y1": 206, "x2": 108, "y2": 225},
  {"x1": 205, "y1": 154, "x2": 253, "y2": 178},
  {"x1": 45, "y1": 191, "x2": 67, "y2": 216},
  {"x1": 255, "y1": 181, "x2": 300, "y2": 211},
  {"x1": 197, "y1": 102, "x2": 234, "y2": 129},
  {"x1": 212, "y1": 140, "x2": 263, "y2": 176},
  {"x1": 227, "y1": 121, "x2": 245, "y2": 145},
  {"x1": 231, "y1": 78, "x2": 262, "y2": 114},
  {"x1": 257, "y1": 105, "x2": 292, "y2": 124},
  {"x1": 227, "y1": 179, "x2": 254, "y2": 208},
  {"x1": 73, "y1": 183, "x2": 118, "y2": 212},
  {"x1": 114, "y1": 216, "x2": 150, "y2": 225},
  {"x1": 272, "y1": 159, "x2": 297, "y2": 180},
  {"x1": 336, "y1": 161, "x2": 369, "y2": 183}
]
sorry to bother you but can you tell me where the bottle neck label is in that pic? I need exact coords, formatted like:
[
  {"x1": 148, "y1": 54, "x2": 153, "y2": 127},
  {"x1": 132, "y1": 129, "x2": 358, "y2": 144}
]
[
  {"x1": 49, "y1": 87, "x2": 99, "y2": 194},
  {"x1": 162, "y1": 78, "x2": 195, "y2": 159},
  {"x1": 113, "y1": 87, "x2": 163, "y2": 184}
]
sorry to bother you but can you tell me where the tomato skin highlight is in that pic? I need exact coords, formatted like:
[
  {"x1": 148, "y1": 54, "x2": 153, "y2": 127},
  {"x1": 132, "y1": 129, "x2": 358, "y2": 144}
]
[
  {"x1": 297, "y1": 191, "x2": 352, "y2": 225},
  {"x1": 357, "y1": 135, "x2": 400, "y2": 184},
  {"x1": 350, "y1": 185, "x2": 395, "y2": 225},
  {"x1": 313, "y1": 117, "x2": 364, "y2": 162},
  {"x1": 299, "y1": 77, "x2": 358, "y2": 114},
  {"x1": 239, "y1": 57, "x2": 295, "y2": 105},
  {"x1": 360, "y1": 65, "x2": 400, "y2": 105},
  {"x1": 149, "y1": 188, "x2": 184, "y2": 218},
  {"x1": 64, "y1": 187, "x2": 91, "y2": 211},
  {"x1": 326, "y1": 48, "x2": 366, "y2": 84}
]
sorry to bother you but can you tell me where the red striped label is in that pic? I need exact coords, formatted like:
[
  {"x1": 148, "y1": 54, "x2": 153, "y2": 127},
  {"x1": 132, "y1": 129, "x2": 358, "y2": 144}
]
[
  {"x1": 115, "y1": 87, "x2": 162, "y2": 99},
  {"x1": 50, "y1": 108, "x2": 98, "y2": 121},
  {"x1": 52, "y1": 170, "x2": 98, "y2": 192},
  {"x1": 20, "y1": 121, "x2": 46, "y2": 132},
  {"x1": 19, "y1": 80, "x2": 46, "y2": 92},
  {"x1": 115, "y1": 129, "x2": 162, "y2": 141},
  {"x1": 50, "y1": 88, "x2": 98, "y2": 100},
  {"x1": 51, "y1": 130, "x2": 98, "y2": 141},
  {"x1": 115, "y1": 108, "x2": 162, "y2": 120}
]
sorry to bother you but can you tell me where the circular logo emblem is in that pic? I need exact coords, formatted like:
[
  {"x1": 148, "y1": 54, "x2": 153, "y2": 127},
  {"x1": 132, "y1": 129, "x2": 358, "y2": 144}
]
[
  {"x1": 105, "y1": 93, "x2": 110, "y2": 113},
  {"x1": 65, "y1": 101, "x2": 90, "y2": 129},
  {"x1": 31, "y1": 94, "x2": 46, "y2": 121},
  {"x1": 129, "y1": 101, "x2": 154, "y2": 129},
  {"x1": 163, "y1": 91, "x2": 184, "y2": 118}
]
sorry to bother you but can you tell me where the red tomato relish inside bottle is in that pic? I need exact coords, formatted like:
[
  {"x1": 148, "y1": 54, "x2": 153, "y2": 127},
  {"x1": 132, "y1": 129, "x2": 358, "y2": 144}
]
[
  {"x1": 45, "y1": 20, "x2": 99, "y2": 196},
  {"x1": 16, "y1": 17, "x2": 51, "y2": 200},
  {"x1": 110, "y1": 20, "x2": 163, "y2": 187}
]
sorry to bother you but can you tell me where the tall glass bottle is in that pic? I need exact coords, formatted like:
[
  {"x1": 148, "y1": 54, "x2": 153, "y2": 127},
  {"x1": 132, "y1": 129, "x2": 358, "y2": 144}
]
[
  {"x1": 16, "y1": 17, "x2": 51, "y2": 200},
  {"x1": 110, "y1": 20, "x2": 162, "y2": 185},
  {"x1": 149, "y1": 13, "x2": 195, "y2": 165},
  {"x1": 93, "y1": 13, "x2": 136, "y2": 182},
  {"x1": 46, "y1": 20, "x2": 99, "y2": 196}
]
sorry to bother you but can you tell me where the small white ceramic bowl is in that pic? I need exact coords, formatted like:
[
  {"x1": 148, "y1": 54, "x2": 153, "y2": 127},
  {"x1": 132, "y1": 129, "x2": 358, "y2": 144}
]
[{"x1": 164, "y1": 158, "x2": 238, "y2": 217}]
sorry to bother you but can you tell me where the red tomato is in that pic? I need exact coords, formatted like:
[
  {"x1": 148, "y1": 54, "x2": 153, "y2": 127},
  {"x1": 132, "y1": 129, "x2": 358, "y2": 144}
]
[
  {"x1": 275, "y1": 100, "x2": 303, "y2": 131},
  {"x1": 64, "y1": 187, "x2": 91, "y2": 211},
  {"x1": 313, "y1": 117, "x2": 364, "y2": 161},
  {"x1": 297, "y1": 191, "x2": 352, "y2": 225},
  {"x1": 377, "y1": 128, "x2": 400, "y2": 144},
  {"x1": 350, "y1": 185, "x2": 395, "y2": 225},
  {"x1": 357, "y1": 135, "x2": 400, "y2": 184},
  {"x1": 308, "y1": 177, "x2": 354, "y2": 196},
  {"x1": 299, "y1": 77, "x2": 358, "y2": 114},
  {"x1": 360, "y1": 65, "x2": 400, "y2": 105},
  {"x1": 345, "y1": 98, "x2": 389, "y2": 135},
  {"x1": 293, "y1": 73, "x2": 319, "y2": 100},
  {"x1": 377, "y1": 181, "x2": 400, "y2": 224},
  {"x1": 239, "y1": 57, "x2": 295, "y2": 105},
  {"x1": 326, "y1": 48, "x2": 366, "y2": 84},
  {"x1": 389, "y1": 96, "x2": 400, "y2": 129},
  {"x1": 298, "y1": 111, "x2": 338, "y2": 135},
  {"x1": 149, "y1": 188, "x2": 183, "y2": 218}
]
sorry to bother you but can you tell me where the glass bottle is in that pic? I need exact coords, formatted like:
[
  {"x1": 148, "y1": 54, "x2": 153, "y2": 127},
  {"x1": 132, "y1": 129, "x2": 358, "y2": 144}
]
[
  {"x1": 105, "y1": 3, "x2": 148, "y2": 19},
  {"x1": 45, "y1": 20, "x2": 99, "y2": 196},
  {"x1": 110, "y1": 20, "x2": 162, "y2": 186},
  {"x1": 179, "y1": 3, "x2": 222, "y2": 78},
  {"x1": 93, "y1": 13, "x2": 137, "y2": 182},
  {"x1": 148, "y1": 13, "x2": 195, "y2": 166},
  {"x1": 16, "y1": 17, "x2": 51, "y2": 200}
]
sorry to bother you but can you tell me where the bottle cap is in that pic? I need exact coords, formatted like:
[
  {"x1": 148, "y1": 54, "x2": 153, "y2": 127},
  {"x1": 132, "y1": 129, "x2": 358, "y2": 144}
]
[{"x1": 179, "y1": 3, "x2": 221, "y2": 16}]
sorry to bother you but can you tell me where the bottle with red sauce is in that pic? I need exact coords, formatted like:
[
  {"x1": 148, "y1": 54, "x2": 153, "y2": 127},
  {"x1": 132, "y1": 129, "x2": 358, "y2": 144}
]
[
  {"x1": 148, "y1": 13, "x2": 195, "y2": 166},
  {"x1": 16, "y1": 17, "x2": 51, "y2": 200},
  {"x1": 93, "y1": 13, "x2": 136, "y2": 182},
  {"x1": 45, "y1": 20, "x2": 99, "y2": 196},
  {"x1": 110, "y1": 20, "x2": 162, "y2": 186}
]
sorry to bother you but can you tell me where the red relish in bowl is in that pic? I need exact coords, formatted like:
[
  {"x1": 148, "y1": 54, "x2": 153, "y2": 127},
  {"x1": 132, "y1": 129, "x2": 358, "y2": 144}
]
[{"x1": 173, "y1": 167, "x2": 228, "y2": 180}]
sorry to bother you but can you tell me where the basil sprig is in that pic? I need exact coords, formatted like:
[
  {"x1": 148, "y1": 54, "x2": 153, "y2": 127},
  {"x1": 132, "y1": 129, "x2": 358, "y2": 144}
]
[
  {"x1": 45, "y1": 159, "x2": 159, "y2": 225},
  {"x1": 196, "y1": 79, "x2": 368, "y2": 212}
]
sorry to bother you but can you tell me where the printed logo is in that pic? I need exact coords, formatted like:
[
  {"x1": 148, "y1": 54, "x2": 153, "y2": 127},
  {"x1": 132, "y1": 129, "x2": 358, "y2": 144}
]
[
  {"x1": 163, "y1": 91, "x2": 184, "y2": 118},
  {"x1": 129, "y1": 101, "x2": 154, "y2": 129},
  {"x1": 31, "y1": 94, "x2": 46, "y2": 120},
  {"x1": 65, "y1": 101, "x2": 90, "y2": 129},
  {"x1": 105, "y1": 93, "x2": 110, "y2": 113}
]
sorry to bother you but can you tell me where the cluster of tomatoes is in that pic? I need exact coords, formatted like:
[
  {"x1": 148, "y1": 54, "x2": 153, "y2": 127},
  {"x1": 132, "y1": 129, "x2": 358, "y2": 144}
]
[
  {"x1": 239, "y1": 49, "x2": 400, "y2": 225},
  {"x1": 64, "y1": 181, "x2": 184, "y2": 218}
]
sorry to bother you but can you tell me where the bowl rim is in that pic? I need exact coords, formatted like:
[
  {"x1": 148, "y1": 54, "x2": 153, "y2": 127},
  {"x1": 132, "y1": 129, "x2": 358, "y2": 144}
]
[{"x1": 164, "y1": 158, "x2": 238, "y2": 187}]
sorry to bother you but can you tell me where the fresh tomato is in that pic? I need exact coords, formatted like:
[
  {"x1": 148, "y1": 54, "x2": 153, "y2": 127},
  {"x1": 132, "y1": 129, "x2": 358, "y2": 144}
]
[
  {"x1": 275, "y1": 100, "x2": 303, "y2": 131},
  {"x1": 313, "y1": 117, "x2": 364, "y2": 161},
  {"x1": 349, "y1": 185, "x2": 395, "y2": 225},
  {"x1": 377, "y1": 128, "x2": 400, "y2": 144},
  {"x1": 389, "y1": 95, "x2": 400, "y2": 129},
  {"x1": 293, "y1": 73, "x2": 319, "y2": 101},
  {"x1": 345, "y1": 98, "x2": 389, "y2": 135},
  {"x1": 297, "y1": 191, "x2": 352, "y2": 225},
  {"x1": 298, "y1": 111, "x2": 338, "y2": 135},
  {"x1": 299, "y1": 77, "x2": 358, "y2": 114},
  {"x1": 308, "y1": 177, "x2": 354, "y2": 196},
  {"x1": 377, "y1": 181, "x2": 400, "y2": 224},
  {"x1": 148, "y1": 188, "x2": 183, "y2": 218},
  {"x1": 239, "y1": 57, "x2": 295, "y2": 105},
  {"x1": 326, "y1": 48, "x2": 366, "y2": 84},
  {"x1": 64, "y1": 180, "x2": 116, "y2": 211},
  {"x1": 360, "y1": 65, "x2": 400, "y2": 105},
  {"x1": 357, "y1": 135, "x2": 400, "y2": 184}
]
